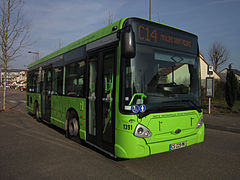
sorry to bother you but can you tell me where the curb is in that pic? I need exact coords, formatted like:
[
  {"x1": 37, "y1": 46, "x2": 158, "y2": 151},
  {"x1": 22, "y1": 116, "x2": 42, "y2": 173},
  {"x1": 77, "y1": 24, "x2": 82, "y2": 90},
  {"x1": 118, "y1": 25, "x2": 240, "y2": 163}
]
[{"x1": 205, "y1": 123, "x2": 240, "y2": 134}]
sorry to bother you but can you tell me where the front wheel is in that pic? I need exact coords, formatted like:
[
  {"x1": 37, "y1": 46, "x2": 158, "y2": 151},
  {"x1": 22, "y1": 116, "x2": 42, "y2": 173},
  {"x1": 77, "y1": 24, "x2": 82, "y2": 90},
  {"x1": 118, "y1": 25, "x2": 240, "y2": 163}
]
[{"x1": 65, "y1": 111, "x2": 79, "y2": 139}]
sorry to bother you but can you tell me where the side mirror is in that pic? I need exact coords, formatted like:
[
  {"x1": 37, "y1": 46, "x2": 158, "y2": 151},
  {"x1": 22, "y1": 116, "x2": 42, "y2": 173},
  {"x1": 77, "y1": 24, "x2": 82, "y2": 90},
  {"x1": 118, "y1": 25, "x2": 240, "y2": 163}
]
[{"x1": 121, "y1": 25, "x2": 136, "y2": 58}]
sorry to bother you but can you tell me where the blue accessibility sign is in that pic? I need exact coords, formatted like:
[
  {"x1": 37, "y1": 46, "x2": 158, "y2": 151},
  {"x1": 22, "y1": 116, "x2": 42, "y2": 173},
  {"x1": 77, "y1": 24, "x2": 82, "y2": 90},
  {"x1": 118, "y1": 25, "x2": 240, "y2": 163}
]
[
  {"x1": 140, "y1": 105, "x2": 146, "y2": 113},
  {"x1": 132, "y1": 105, "x2": 140, "y2": 113}
]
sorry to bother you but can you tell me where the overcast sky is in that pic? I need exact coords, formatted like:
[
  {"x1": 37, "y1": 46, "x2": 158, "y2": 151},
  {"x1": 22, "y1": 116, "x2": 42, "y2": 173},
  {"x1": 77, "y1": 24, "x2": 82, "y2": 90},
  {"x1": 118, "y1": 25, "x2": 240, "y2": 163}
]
[{"x1": 10, "y1": 0, "x2": 240, "y2": 71}]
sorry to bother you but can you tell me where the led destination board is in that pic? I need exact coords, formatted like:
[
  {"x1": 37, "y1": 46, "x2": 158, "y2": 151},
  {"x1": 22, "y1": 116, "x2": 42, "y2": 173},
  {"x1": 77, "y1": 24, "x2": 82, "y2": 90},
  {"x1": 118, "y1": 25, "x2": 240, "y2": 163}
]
[{"x1": 129, "y1": 19, "x2": 198, "y2": 55}]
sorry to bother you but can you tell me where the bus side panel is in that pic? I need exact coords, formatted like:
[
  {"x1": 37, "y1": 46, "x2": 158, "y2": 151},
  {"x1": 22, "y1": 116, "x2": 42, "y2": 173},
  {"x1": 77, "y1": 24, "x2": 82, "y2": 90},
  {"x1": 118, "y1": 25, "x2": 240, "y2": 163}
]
[
  {"x1": 114, "y1": 109, "x2": 150, "y2": 158},
  {"x1": 113, "y1": 45, "x2": 149, "y2": 158},
  {"x1": 114, "y1": 44, "x2": 150, "y2": 158},
  {"x1": 115, "y1": 129, "x2": 150, "y2": 158},
  {"x1": 26, "y1": 92, "x2": 41, "y2": 117},
  {"x1": 50, "y1": 95, "x2": 64, "y2": 129},
  {"x1": 59, "y1": 96, "x2": 87, "y2": 140}
]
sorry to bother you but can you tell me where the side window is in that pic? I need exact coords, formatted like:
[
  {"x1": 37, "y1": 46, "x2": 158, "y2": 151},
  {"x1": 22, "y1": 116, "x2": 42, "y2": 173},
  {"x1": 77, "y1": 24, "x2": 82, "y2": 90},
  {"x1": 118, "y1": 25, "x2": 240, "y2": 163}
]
[
  {"x1": 27, "y1": 72, "x2": 33, "y2": 92},
  {"x1": 33, "y1": 71, "x2": 39, "y2": 93},
  {"x1": 44, "y1": 70, "x2": 52, "y2": 93},
  {"x1": 65, "y1": 60, "x2": 86, "y2": 97},
  {"x1": 27, "y1": 70, "x2": 40, "y2": 93},
  {"x1": 52, "y1": 67, "x2": 63, "y2": 95},
  {"x1": 27, "y1": 71, "x2": 35, "y2": 92}
]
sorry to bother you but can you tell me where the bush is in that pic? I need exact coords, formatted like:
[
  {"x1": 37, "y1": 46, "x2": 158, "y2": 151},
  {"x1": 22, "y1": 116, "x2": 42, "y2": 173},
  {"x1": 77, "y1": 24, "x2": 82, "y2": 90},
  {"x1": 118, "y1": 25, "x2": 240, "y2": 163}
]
[
  {"x1": 237, "y1": 82, "x2": 240, "y2": 101},
  {"x1": 214, "y1": 80, "x2": 225, "y2": 100},
  {"x1": 225, "y1": 65, "x2": 238, "y2": 110}
]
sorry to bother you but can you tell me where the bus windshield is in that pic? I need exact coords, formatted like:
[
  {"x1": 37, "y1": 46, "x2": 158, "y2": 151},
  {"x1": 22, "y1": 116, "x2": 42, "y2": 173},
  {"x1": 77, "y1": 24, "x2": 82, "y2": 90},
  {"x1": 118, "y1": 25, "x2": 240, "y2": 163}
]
[{"x1": 121, "y1": 44, "x2": 201, "y2": 113}]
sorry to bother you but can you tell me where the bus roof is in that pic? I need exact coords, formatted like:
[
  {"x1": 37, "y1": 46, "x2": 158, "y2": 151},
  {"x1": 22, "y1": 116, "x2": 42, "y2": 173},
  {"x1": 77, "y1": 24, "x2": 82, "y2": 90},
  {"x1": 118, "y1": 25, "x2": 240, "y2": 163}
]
[{"x1": 27, "y1": 17, "x2": 197, "y2": 69}]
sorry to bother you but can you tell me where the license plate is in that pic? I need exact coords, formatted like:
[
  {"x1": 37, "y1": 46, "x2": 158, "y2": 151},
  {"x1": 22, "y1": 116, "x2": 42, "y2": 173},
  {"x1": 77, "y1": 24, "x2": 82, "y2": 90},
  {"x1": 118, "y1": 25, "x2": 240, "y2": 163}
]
[{"x1": 170, "y1": 141, "x2": 187, "y2": 150}]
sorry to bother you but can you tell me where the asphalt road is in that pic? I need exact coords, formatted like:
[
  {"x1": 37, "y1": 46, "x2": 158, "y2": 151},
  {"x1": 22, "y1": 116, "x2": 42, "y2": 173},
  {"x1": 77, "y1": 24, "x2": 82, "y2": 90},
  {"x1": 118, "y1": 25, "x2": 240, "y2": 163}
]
[
  {"x1": 0, "y1": 88, "x2": 26, "y2": 113},
  {"x1": 0, "y1": 89, "x2": 240, "y2": 179}
]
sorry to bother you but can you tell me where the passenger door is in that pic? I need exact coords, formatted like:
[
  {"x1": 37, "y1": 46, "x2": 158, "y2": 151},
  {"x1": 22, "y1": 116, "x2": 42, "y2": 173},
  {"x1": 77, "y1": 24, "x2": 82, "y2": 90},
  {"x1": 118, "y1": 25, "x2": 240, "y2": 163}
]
[
  {"x1": 41, "y1": 67, "x2": 52, "y2": 122},
  {"x1": 86, "y1": 48, "x2": 115, "y2": 154}
]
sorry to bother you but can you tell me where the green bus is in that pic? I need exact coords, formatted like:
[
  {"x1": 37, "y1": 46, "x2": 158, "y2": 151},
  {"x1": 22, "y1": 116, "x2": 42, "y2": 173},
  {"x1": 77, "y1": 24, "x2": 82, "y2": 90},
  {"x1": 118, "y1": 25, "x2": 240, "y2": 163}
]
[{"x1": 26, "y1": 17, "x2": 204, "y2": 159}]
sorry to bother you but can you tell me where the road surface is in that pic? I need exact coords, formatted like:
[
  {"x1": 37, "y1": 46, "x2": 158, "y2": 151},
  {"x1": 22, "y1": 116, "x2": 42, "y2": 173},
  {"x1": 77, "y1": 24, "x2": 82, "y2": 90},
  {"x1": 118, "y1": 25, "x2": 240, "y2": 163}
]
[{"x1": 0, "y1": 89, "x2": 239, "y2": 179}]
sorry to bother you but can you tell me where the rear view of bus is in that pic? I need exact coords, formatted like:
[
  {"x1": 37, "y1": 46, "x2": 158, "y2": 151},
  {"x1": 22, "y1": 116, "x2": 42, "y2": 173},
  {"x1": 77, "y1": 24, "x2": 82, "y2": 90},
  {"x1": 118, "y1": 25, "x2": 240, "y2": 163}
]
[{"x1": 116, "y1": 18, "x2": 204, "y2": 158}]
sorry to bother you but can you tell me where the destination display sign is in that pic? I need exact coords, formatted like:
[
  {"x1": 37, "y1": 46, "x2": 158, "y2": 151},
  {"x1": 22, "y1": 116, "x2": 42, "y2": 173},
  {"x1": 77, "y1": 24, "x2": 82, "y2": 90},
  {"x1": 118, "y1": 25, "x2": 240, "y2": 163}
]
[{"x1": 130, "y1": 19, "x2": 198, "y2": 55}]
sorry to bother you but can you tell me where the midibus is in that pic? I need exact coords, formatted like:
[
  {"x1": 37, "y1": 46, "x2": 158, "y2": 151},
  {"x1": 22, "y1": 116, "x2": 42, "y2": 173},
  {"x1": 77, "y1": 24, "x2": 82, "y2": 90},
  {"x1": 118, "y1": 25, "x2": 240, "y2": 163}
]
[{"x1": 26, "y1": 17, "x2": 204, "y2": 158}]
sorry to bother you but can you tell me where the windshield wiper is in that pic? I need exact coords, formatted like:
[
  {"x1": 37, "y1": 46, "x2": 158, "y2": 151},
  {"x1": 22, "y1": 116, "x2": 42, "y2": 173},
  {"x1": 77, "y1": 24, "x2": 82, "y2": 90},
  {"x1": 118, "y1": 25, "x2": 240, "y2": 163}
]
[{"x1": 181, "y1": 100, "x2": 202, "y2": 112}]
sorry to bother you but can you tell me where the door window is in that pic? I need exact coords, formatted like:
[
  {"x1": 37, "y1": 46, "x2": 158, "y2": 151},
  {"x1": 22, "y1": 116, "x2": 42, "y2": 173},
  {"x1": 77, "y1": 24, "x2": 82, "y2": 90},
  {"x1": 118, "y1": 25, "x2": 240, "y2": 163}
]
[
  {"x1": 52, "y1": 67, "x2": 63, "y2": 95},
  {"x1": 87, "y1": 49, "x2": 115, "y2": 153},
  {"x1": 102, "y1": 53, "x2": 114, "y2": 144},
  {"x1": 88, "y1": 57, "x2": 97, "y2": 136}
]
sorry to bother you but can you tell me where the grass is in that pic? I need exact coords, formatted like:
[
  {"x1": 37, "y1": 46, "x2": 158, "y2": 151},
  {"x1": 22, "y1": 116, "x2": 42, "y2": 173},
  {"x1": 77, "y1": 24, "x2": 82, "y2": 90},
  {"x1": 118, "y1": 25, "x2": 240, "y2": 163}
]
[{"x1": 202, "y1": 98, "x2": 240, "y2": 114}]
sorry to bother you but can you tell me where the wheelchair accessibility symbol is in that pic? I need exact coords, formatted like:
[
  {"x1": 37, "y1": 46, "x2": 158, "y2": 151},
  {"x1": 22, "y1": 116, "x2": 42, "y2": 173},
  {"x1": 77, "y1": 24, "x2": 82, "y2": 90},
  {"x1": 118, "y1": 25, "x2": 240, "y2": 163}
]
[{"x1": 132, "y1": 105, "x2": 139, "y2": 113}]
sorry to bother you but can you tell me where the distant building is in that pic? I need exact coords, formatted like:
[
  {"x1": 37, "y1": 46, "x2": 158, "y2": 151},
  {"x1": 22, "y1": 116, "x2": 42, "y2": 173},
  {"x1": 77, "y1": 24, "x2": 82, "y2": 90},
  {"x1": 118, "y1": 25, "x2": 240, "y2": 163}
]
[
  {"x1": 219, "y1": 68, "x2": 240, "y2": 82},
  {"x1": 0, "y1": 69, "x2": 27, "y2": 88},
  {"x1": 199, "y1": 54, "x2": 222, "y2": 87}
]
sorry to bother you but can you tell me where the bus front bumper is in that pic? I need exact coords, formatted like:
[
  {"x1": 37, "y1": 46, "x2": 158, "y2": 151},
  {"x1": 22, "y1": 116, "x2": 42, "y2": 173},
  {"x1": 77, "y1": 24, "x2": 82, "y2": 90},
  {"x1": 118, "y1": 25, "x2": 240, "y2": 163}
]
[
  {"x1": 148, "y1": 124, "x2": 204, "y2": 155},
  {"x1": 115, "y1": 124, "x2": 204, "y2": 159}
]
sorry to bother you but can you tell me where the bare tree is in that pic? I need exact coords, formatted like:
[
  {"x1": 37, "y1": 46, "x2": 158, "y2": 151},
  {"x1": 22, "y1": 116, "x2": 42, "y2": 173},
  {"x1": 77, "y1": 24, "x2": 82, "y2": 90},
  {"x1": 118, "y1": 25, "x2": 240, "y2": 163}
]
[
  {"x1": 207, "y1": 41, "x2": 230, "y2": 72},
  {"x1": 0, "y1": 0, "x2": 30, "y2": 110},
  {"x1": 104, "y1": 10, "x2": 115, "y2": 25}
]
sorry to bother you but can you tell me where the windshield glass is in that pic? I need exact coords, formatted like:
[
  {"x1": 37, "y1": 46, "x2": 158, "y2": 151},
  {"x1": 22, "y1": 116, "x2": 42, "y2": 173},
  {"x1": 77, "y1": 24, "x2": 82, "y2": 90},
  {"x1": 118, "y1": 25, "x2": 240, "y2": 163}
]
[{"x1": 121, "y1": 44, "x2": 201, "y2": 113}]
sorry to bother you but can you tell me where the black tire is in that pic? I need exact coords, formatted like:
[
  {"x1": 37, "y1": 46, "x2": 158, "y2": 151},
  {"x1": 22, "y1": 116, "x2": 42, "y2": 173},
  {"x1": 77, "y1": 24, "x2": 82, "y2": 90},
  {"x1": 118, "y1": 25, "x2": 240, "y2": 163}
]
[{"x1": 65, "y1": 111, "x2": 79, "y2": 139}]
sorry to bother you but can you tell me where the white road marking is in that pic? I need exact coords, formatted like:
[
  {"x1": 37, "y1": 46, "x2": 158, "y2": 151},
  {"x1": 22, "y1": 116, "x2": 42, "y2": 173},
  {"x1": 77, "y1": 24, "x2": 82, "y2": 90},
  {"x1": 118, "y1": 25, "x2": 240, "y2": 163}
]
[
  {"x1": 0, "y1": 100, "x2": 26, "y2": 104},
  {"x1": 9, "y1": 100, "x2": 17, "y2": 103}
]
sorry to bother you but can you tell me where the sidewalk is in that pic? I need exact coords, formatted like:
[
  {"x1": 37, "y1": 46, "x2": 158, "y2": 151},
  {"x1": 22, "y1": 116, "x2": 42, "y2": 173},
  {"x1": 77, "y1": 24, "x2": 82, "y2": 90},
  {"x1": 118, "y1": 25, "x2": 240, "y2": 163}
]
[{"x1": 204, "y1": 113, "x2": 240, "y2": 133}]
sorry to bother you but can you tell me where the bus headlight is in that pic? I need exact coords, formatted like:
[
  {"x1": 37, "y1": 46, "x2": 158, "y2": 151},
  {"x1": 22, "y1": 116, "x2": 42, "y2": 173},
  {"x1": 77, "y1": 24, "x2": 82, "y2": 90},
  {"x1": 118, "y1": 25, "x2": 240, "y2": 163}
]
[
  {"x1": 134, "y1": 124, "x2": 152, "y2": 138},
  {"x1": 196, "y1": 117, "x2": 204, "y2": 129}
]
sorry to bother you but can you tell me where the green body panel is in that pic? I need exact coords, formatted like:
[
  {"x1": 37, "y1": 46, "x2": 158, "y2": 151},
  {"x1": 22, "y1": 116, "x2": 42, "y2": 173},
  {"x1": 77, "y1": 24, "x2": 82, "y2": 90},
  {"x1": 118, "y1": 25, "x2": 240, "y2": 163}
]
[
  {"x1": 114, "y1": 42, "x2": 153, "y2": 158},
  {"x1": 148, "y1": 124, "x2": 204, "y2": 155},
  {"x1": 114, "y1": 109, "x2": 204, "y2": 158},
  {"x1": 50, "y1": 96, "x2": 86, "y2": 140},
  {"x1": 26, "y1": 93, "x2": 86, "y2": 140},
  {"x1": 26, "y1": 92, "x2": 41, "y2": 116},
  {"x1": 143, "y1": 110, "x2": 201, "y2": 144},
  {"x1": 50, "y1": 95, "x2": 65, "y2": 129},
  {"x1": 115, "y1": 130, "x2": 150, "y2": 158}
]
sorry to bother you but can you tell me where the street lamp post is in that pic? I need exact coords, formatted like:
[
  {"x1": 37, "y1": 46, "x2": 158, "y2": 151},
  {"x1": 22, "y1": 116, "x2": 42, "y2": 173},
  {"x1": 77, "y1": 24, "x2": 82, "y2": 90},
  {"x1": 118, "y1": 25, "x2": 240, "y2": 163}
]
[
  {"x1": 0, "y1": 64, "x2": 3, "y2": 86},
  {"x1": 28, "y1": 51, "x2": 39, "y2": 61},
  {"x1": 149, "y1": 0, "x2": 151, "y2": 20}
]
